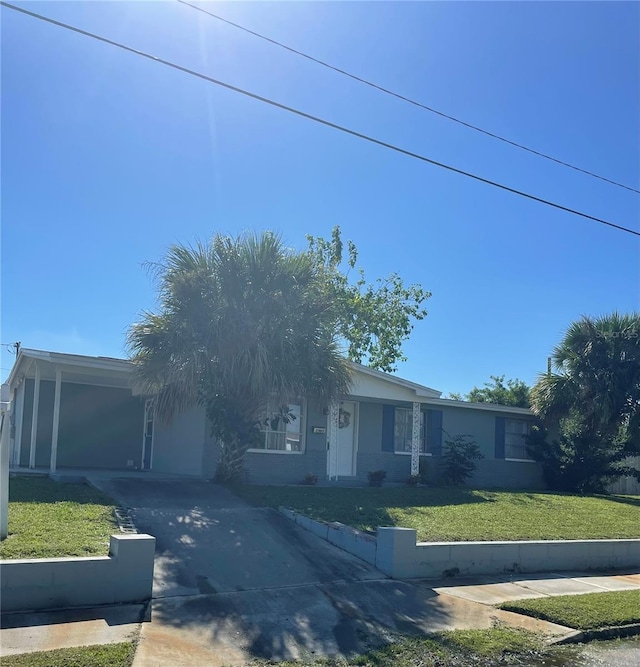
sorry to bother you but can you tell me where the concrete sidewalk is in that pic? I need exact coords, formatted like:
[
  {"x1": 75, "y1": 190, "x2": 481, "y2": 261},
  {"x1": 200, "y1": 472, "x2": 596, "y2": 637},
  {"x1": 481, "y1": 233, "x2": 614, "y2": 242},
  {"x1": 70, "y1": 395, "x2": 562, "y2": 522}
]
[
  {"x1": 2, "y1": 570, "x2": 638, "y2": 664},
  {"x1": 428, "y1": 570, "x2": 640, "y2": 605}
]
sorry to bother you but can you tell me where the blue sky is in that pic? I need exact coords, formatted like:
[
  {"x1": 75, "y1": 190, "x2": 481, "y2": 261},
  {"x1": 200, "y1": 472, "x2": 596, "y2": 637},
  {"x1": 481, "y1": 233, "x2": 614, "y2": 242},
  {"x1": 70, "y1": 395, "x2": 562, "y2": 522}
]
[{"x1": 1, "y1": 0, "x2": 639, "y2": 396}]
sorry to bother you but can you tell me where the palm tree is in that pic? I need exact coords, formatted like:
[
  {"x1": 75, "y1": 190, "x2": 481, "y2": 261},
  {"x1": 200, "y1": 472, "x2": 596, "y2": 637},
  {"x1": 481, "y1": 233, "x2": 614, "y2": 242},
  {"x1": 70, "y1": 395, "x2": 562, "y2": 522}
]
[
  {"x1": 127, "y1": 232, "x2": 352, "y2": 481},
  {"x1": 529, "y1": 312, "x2": 640, "y2": 491}
]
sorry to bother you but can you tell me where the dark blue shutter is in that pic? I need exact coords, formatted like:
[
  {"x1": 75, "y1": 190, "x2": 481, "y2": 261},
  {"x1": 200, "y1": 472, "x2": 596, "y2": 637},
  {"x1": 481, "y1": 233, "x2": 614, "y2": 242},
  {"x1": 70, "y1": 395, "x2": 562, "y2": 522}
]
[
  {"x1": 495, "y1": 416, "x2": 506, "y2": 459},
  {"x1": 381, "y1": 405, "x2": 395, "y2": 452},
  {"x1": 427, "y1": 410, "x2": 443, "y2": 456}
]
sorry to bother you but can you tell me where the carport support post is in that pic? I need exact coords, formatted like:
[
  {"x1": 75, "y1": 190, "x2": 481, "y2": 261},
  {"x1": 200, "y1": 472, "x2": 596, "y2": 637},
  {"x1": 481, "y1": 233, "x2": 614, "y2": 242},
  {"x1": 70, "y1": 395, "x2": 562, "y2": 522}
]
[
  {"x1": 1, "y1": 402, "x2": 11, "y2": 539},
  {"x1": 12, "y1": 381, "x2": 25, "y2": 466},
  {"x1": 328, "y1": 400, "x2": 339, "y2": 480},
  {"x1": 29, "y1": 363, "x2": 41, "y2": 469},
  {"x1": 49, "y1": 369, "x2": 62, "y2": 473},
  {"x1": 411, "y1": 402, "x2": 420, "y2": 476}
]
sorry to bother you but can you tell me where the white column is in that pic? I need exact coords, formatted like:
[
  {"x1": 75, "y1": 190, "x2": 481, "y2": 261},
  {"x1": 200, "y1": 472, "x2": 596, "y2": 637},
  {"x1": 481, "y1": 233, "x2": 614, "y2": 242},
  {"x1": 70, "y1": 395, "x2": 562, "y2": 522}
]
[
  {"x1": 29, "y1": 364, "x2": 41, "y2": 469},
  {"x1": 328, "y1": 400, "x2": 339, "y2": 480},
  {"x1": 1, "y1": 403, "x2": 11, "y2": 539},
  {"x1": 411, "y1": 401, "x2": 421, "y2": 476},
  {"x1": 11, "y1": 381, "x2": 25, "y2": 466},
  {"x1": 50, "y1": 369, "x2": 62, "y2": 473}
]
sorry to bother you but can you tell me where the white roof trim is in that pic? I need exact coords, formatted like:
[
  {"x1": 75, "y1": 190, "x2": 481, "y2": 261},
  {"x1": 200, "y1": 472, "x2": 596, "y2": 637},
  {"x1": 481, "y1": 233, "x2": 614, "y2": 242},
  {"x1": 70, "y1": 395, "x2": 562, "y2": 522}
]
[
  {"x1": 347, "y1": 361, "x2": 442, "y2": 398},
  {"x1": 8, "y1": 350, "x2": 530, "y2": 416},
  {"x1": 7, "y1": 348, "x2": 133, "y2": 389},
  {"x1": 422, "y1": 397, "x2": 533, "y2": 416}
]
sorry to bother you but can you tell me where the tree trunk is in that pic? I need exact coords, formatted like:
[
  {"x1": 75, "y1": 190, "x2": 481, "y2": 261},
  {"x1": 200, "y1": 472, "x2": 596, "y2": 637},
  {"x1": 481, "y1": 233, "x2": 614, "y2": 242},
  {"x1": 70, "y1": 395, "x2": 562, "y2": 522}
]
[{"x1": 215, "y1": 437, "x2": 249, "y2": 482}]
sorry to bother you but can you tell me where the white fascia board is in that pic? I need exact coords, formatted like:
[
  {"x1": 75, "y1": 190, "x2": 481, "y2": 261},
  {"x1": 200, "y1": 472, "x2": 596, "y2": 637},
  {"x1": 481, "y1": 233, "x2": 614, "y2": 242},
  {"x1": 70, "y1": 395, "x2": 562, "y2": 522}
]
[
  {"x1": 5, "y1": 351, "x2": 27, "y2": 390},
  {"x1": 7, "y1": 349, "x2": 133, "y2": 389},
  {"x1": 20, "y1": 349, "x2": 133, "y2": 373},
  {"x1": 347, "y1": 362, "x2": 442, "y2": 399},
  {"x1": 421, "y1": 397, "x2": 534, "y2": 416}
]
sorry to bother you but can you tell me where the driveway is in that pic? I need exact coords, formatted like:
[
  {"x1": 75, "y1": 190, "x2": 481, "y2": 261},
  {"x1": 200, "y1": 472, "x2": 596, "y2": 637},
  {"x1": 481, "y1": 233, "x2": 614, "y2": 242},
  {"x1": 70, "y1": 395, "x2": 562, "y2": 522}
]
[
  {"x1": 90, "y1": 478, "x2": 571, "y2": 667},
  {"x1": 92, "y1": 478, "x2": 380, "y2": 597}
]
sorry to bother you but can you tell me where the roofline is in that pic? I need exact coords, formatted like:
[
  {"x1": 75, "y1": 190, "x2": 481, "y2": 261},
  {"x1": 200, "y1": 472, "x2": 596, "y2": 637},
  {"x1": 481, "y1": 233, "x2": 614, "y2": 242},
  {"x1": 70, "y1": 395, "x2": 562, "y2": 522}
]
[
  {"x1": 347, "y1": 361, "x2": 442, "y2": 398},
  {"x1": 7, "y1": 350, "x2": 528, "y2": 415},
  {"x1": 6, "y1": 348, "x2": 133, "y2": 389},
  {"x1": 422, "y1": 396, "x2": 533, "y2": 415}
]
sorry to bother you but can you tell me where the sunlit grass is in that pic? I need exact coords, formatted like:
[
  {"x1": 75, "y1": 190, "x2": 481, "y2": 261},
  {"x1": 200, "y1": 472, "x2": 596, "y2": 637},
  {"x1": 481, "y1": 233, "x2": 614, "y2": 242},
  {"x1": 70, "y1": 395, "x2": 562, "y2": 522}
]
[
  {"x1": 0, "y1": 476, "x2": 118, "y2": 560},
  {"x1": 232, "y1": 485, "x2": 640, "y2": 542},
  {"x1": 1, "y1": 642, "x2": 135, "y2": 667},
  {"x1": 501, "y1": 590, "x2": 640, "y2": 630}
]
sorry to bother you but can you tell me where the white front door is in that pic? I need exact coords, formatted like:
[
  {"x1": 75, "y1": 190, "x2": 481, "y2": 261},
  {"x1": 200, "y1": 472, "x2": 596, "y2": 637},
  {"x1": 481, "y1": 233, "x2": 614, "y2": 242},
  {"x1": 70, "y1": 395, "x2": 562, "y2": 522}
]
[{"x1": 328, "y1": 401, "x2": 357, "y2": 477}]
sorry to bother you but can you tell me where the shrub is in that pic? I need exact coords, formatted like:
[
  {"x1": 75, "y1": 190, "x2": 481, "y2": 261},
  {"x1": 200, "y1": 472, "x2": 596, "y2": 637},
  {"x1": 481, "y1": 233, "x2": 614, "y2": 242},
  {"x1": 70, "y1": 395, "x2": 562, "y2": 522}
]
[
  {"x1": 440, "y1": 435, "x2": 483, "y2": 486},
  {"x1": 406, "y1": 474, "x2": 420, "y2": 486},
  {"x1": 367, "y1": 470, "x2": 387, "y2": 487},
  {"x1": 525, "y1": 420, "x2": 639, "y2": 493},
  {"x1": 301, "y1": 472, "x2": 318, "y2": 486}
]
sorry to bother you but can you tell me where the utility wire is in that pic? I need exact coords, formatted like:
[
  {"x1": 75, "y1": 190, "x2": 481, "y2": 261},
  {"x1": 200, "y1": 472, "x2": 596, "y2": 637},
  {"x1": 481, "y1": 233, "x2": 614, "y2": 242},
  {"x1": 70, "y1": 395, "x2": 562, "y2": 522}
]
[
  {"x1": 177, "y1": 0, "x2": 640, "y2": 196},
  {"x1": 3, "y1": 1, "x2": 639, "y2": 238}
]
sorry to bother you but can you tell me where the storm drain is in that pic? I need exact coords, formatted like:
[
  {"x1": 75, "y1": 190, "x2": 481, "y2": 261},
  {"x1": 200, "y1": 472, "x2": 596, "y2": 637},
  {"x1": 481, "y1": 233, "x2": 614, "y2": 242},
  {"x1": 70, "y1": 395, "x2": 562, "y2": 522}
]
[{"x1": 114, "y1": 506, "x2": 138, "y2": 533}]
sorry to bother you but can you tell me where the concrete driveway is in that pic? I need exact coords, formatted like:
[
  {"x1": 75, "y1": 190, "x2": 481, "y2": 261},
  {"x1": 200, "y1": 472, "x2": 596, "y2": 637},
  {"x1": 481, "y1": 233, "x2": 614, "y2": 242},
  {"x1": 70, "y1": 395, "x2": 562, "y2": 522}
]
[
  {"x1": 92, "y1": 479, "x2": 381, "y2": 598},
  {"x1": 89, "y1": 478, "x2": 571, "y2": 666}
]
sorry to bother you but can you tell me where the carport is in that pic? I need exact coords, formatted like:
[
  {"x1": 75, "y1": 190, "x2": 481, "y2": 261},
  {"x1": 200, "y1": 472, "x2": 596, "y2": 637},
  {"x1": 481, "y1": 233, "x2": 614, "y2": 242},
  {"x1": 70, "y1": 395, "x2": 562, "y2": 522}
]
[{"x1": 6, "y1": 349, "x2": 144, "y2": 473}]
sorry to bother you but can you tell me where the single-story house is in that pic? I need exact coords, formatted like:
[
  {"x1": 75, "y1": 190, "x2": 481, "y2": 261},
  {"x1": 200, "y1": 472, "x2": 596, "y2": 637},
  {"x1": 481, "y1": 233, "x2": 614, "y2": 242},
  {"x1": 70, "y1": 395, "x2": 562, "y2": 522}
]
[{"x1": 3, "y1": 348, "x2": 544, "y2": 488}]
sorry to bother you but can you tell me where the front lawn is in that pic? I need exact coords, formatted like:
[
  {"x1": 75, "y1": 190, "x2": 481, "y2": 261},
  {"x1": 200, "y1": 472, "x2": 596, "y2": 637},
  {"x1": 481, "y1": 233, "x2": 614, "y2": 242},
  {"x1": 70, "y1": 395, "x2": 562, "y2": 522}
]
[
  {"x1": 231, "y1": 485, "x2": 640, "y2": 542},
  {"x1": 0, "y1": 476, "x2": 118, "y2": 560},
  {"x1": 500, "y1": 590, "x2": 640, "y2": 630},
  {"x1": 1, "y1": 642, "x2": 135, "y2": 667}
]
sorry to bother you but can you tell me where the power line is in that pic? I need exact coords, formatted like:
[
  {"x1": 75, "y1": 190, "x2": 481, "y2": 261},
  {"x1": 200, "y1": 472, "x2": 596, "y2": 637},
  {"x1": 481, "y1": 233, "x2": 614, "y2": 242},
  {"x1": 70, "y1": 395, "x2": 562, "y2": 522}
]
[
  {"x1": 3, "y1": 1, "x2": 639, "y2": 239},
  {"x1": 177, "y1": 0, "x2": 640, "y2": 196}
]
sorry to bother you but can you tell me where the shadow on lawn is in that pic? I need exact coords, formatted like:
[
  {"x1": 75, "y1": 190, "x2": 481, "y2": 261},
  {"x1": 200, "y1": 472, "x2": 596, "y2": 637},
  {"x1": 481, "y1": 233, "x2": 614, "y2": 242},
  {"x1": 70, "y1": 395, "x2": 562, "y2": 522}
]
[
  {"x1": 8, "y1": 477, "x2": 116, "y2": 506},
  {"x1": 232, "y1": 485, "x2": 497, "y2": 533},
  {"x1": 598, "y1": 494, "x2": 640, "y2": 508}
]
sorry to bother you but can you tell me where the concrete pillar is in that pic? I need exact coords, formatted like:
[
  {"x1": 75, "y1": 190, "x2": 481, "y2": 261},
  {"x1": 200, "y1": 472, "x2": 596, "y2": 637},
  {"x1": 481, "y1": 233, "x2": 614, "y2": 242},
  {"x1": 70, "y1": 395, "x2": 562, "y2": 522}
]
[
  {"x1": 50, "y1": 369, "x2": 62, "y2": 473},
  {"x1": 1, "y1": 403, "x2": 11, "y2": 539},
  {"x1": 411, "y1": 401, "x2": 421, "y2": 476},
  {"x1": 29, "y1": 363, "x2": 41, "y2": 469},
  {"x1": 12, "y1": 382, "x2": 25, "y2": 466},
  {"x1": 375, "y1": 527, "x2": 418, "y2": 578}
]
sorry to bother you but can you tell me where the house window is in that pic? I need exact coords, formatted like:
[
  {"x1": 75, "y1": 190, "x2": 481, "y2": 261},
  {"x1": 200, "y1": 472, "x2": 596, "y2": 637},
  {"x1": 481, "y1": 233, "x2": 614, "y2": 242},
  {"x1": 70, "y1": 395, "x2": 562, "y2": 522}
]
[
  {"x1": 505, "y1": 419, "x2": 532, "y2": 460},
  {"x1": 394, "y1": 408, "x2": 427, "y2": 454},
  {"x1": 251, "y1": 401, "x2": 304, "y2": 453}
]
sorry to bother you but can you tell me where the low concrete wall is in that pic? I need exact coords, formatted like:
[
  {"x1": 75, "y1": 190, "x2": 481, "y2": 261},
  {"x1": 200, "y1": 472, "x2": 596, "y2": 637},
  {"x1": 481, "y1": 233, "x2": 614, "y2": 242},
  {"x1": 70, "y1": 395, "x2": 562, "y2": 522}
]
[
  {"x1": 278, "y1": 508, "x2": 640, "y2": 579},
  {"x1": 1, "y1": 534, "x2": 155, "y2": 612},
  {"x1": 377, "y1": 529, "x2": 640, "y2": 579},
  {"x1": 279, "y1": 507, "x2": 377, "y2": 566}
]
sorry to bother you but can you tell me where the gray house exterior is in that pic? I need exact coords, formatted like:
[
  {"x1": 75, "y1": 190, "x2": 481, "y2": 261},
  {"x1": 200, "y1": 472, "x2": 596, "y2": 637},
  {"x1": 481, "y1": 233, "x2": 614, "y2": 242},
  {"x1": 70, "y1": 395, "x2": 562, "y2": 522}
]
[{"x1": 4, "y1": 348, "x2": 544, "y2": 488}]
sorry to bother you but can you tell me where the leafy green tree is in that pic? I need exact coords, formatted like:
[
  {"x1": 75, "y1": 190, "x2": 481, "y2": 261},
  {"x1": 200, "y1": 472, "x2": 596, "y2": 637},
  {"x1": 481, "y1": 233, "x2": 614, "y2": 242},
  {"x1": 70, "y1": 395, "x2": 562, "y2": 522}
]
[
  {"x1": 307, "y1": 226, "x2": 430, "y2": 372},
  {"x1": 449, "y1": 375, "x2": 531, "y2": 408},
  {"x1": 528, "y1": 312, "x2": 640, "y2": 493},
  {"x1": 128, "y1": 229, "x2": 431, "y2": 482},
  {"x1": 128, "y1": 232, "x2": 351, "y2": 482}
]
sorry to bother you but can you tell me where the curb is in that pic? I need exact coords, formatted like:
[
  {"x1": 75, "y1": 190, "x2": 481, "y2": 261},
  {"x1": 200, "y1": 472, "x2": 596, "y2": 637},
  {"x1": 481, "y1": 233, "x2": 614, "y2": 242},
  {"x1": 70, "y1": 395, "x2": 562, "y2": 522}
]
[{"x1": 547, "y1": 622, "x2": 640, "y2": 645}]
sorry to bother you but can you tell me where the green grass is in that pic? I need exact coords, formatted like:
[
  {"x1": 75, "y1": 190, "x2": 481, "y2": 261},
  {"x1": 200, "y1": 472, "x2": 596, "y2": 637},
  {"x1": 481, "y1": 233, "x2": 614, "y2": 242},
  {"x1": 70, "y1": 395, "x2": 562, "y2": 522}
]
[
  {"x1": 0, "y1": 476, "x2": 118, "y2": 560},
  {"x1": 259, "y1": 627, "x2": 555, "y2": 666},
  {"x1": 231, "y1": 485, "x2": 640, "y2": 541},
  {"x1": 1, "y1": 642, "x2": 135, "y2": 667},
  {"x1": 0, "y1": 630, "x2": 556, "y2": 667},
  {"x1": 500, "y1": 590, "x2": 640, "y2": 630}
]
